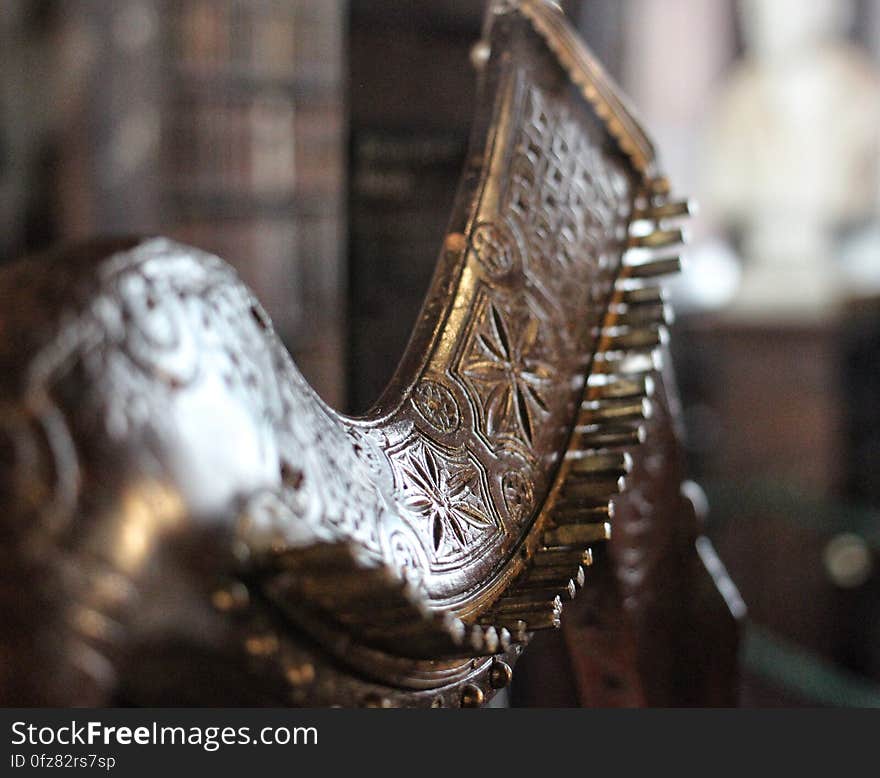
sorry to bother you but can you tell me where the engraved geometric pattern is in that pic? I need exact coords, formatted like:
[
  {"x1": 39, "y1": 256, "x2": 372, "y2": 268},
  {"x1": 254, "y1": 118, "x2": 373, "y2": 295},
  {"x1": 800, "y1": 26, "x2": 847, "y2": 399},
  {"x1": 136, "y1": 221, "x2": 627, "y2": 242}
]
[
  {"x1": 459, "y1": 293, "x2": 556, "y2": 453},
  {"x1": 390, "y1": 438, "x2": 502, "y2": 572}
]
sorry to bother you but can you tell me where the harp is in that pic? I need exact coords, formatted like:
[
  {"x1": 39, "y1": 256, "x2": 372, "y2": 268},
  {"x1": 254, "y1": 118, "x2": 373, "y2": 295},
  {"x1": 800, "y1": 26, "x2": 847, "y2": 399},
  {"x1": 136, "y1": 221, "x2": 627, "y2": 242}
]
[{"x1": 0, "y1": 0, "x2": 742, "y2": 707}]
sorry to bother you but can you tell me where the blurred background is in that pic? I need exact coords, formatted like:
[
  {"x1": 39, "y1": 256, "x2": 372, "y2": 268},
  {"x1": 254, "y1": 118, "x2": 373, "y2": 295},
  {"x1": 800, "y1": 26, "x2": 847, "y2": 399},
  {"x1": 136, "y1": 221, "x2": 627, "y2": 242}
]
[{"x1": 1, "y1": 0, "x2": 879, "y2": 706}]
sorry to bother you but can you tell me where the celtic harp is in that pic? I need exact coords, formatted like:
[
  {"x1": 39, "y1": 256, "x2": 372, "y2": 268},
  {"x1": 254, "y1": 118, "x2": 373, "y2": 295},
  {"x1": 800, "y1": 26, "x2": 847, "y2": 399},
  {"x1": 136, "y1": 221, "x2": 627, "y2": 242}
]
[{"x1": 0, "y1": 0, "x2": 741, "y2": 707}]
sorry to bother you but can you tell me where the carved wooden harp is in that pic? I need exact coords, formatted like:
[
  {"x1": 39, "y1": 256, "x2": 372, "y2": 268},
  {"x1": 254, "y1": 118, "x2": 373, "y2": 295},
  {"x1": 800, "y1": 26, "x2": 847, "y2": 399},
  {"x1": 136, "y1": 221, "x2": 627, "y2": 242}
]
[{"x1": 0, "y1": 1, "x2": 741, "y2": 707}]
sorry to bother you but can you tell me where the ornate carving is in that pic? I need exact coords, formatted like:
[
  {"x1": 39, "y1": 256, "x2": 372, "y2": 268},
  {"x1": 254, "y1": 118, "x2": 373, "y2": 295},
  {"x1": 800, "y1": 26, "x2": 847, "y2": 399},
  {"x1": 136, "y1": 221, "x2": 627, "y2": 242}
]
[
  {"x1": 391, "y1": 438, "x2": 501, "y2": 570},
  {"x1": 459, "y1": 295, "x2": 556, "y2": 451},
  {"x1": 513, "y1": 84, "x2": 631, "y2": 311},
  {"x1": 412, "y1": 379, "x2": 461, "y2": 434},
  {"x1": 468, "y1": 220, "x2": 522, "y2": 278},
  {"x1": 502, "y1": 469, "x2": 534, "y2": 523},
  {"x1": 518, "y1": 0, "x2": 659, "y2": 178}
]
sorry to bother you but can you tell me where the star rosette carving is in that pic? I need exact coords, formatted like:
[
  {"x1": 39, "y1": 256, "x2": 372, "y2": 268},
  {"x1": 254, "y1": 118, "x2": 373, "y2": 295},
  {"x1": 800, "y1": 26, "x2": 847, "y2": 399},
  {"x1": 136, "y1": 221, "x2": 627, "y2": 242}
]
[
  {"x1": 458, "y1": 294, "x2": 556, "y2": 452},
  {"x1": 391, "y1": 439, "x2": 500, "y2": 568}
]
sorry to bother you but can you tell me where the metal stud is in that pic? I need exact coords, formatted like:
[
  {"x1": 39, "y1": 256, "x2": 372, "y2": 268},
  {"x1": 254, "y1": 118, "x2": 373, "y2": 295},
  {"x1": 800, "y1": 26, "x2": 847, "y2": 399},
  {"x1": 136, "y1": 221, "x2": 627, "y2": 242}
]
[
  {"x1": 461, "y1": 684, "x2": 485, "y2": 708},
  {"x1": 489, "y1": 660, "x2": 514, "y2": 689}
]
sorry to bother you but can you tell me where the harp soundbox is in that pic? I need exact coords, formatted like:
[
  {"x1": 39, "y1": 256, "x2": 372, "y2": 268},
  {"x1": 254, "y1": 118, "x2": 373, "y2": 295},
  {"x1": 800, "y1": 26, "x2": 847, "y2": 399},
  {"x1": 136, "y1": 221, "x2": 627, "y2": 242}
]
[{"x1": 0, "y1": 1, "x2": 742, "y2": 707}]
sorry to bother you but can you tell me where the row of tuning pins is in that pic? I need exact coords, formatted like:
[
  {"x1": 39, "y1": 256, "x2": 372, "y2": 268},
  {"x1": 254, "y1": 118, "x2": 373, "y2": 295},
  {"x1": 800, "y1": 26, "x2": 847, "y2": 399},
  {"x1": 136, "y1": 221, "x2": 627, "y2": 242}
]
[{"x1": 482, "y1": 178, "x2": 691, "y2": 634}]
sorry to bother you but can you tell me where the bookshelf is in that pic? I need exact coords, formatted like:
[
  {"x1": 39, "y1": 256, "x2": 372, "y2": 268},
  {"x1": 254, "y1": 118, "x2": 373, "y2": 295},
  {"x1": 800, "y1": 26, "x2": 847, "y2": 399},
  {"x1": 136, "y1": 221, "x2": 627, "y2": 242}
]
[
  {"x1": 163, "y1": 0, "x2": 346, "y2": 406},
  {"x1": 16, "y1": 0, "x2": 348, "y2": 406}
]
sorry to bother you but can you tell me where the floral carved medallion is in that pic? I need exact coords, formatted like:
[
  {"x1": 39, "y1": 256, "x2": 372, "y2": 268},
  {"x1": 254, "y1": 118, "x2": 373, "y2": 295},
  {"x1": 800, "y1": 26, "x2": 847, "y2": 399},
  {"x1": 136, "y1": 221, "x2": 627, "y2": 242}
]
[
  {"x1": 502, "y1": 469, "x2": 535, "y2": 523},
  {"x1": 458, "y1": 294, "x2": 557, "y2": 453},
  {"x1": 412, "y1": 379, "x2": 461, "y2": 434},
  {"x1": 390, "y1": 438, "x2": 500, "y2": 570},
  {"x1": 468, "y1": 220, "x2": 522, "y2": 278}
]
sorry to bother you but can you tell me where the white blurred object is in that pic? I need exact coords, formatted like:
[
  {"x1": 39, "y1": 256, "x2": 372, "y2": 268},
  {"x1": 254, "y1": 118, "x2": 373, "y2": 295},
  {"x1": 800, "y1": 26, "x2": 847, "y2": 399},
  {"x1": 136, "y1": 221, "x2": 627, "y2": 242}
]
[
  {"x1": 823, "y1": 533, "x2": 873, "y2": 589},
  {"x1": 670, "y1": 238, "x2": 741, "y2": 313},
  {"x1": 704, "y1": 0, "x2": 880, "y2": 318},
  {"x1": 840, "y1": 224, "x2": 880, "y2": 296}
]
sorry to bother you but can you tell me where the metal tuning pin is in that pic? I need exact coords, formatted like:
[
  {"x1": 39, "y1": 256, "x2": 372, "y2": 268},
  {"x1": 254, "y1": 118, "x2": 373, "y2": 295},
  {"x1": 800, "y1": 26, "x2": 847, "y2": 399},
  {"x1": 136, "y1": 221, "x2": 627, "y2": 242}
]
[
  {"x1": 492, "y1": 597, "x2": 563, "y2": 631},
  {"x1": 633, "y1": 199, "x2": 693, "y2": 222},
  {"x1": 551, "y1": 501, "x2": 614, "y2": 526},
  {"x1": 602, "y1": 326, "x2": 667, "y2": 352},
  {"x1": 542, "y1": 521, "x2": 612, "y2": 547},
  {"x1": 532, "y1": 546, "x2": 594, "y2": 568},
  {"x1": 566, "y1": 450, "x2": 633, "y2": 478},
  {"x1": 562, "y1": 474, "x2": 625, "y2": 502},
  {"x1": 506, "y1": 581, "x2": 578, "y2": 602},
  {"x1": 462, "y1": 623, "x2": 487, "y2": 653},
  {"x1": 609, "y1": 348, "x2": 663, "y2": 374},
  {"x1": 478, "y1": 625, "x2": 500, "y2": 654},
  {"x1": 623, "y1": 255, "x2": 683, "y2": 279},
  {"x1": 575, "y1": 424, "x2": 647, "y2": 451},
  {"x1": 579, "y1": 397, "x2": 653, "y2": 426},
  {"x1": 620, "y1": 286, "x2": 665, "y2": 307},
  {"x1": 588, "y1": 374, "x2": 655, "y2": 401},
  {"x1": 494, "y1": 593, "x2": 563, "y2": 616},
  {"x1": 613, "y1": 302, "x2": 673, "y2": 329},
  {"x1": 509, "y1": 567, "x2": 582, "y2": 597},
  {"x1": 516, "y1": 564, "x2": 586, "y2": 589},
  {"x1": 495, "y1": 611, "x2": 560, "y2": 632},
  {"x1": 264, "y1": 542, "x2": 523, "y2": 661},
  {"x1": 627, "y1": 227, "x2": 684, "y2": 251}
]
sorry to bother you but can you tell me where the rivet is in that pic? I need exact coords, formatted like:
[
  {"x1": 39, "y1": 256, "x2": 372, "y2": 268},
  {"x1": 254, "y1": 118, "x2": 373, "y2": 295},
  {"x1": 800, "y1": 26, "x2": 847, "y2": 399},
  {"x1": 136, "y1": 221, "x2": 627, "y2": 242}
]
[
  {"x1": 244, "y1": 633, "x2": 279, "y2": 657},
  {"x1": 211, "y1": 582, "x2": 249, "y2": 612},
  {"x1": 284, "y1": 662, "x2": 316, "y2": 687},
  {"x1": 461, "y1": 683, "x2": 485, "y2": 708},
  {"x1": 470, "y1": 40, "x2": 491, "y2": 70},
  {"x1": 489, "y1": 660, "x2": 513, "y2": 689},
  {"x1": 362, "y1": 694, "x2": 392, "y2": 708},
  {"x1": 444, "y1": 232, "x2": 468, "y2": 255}
]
